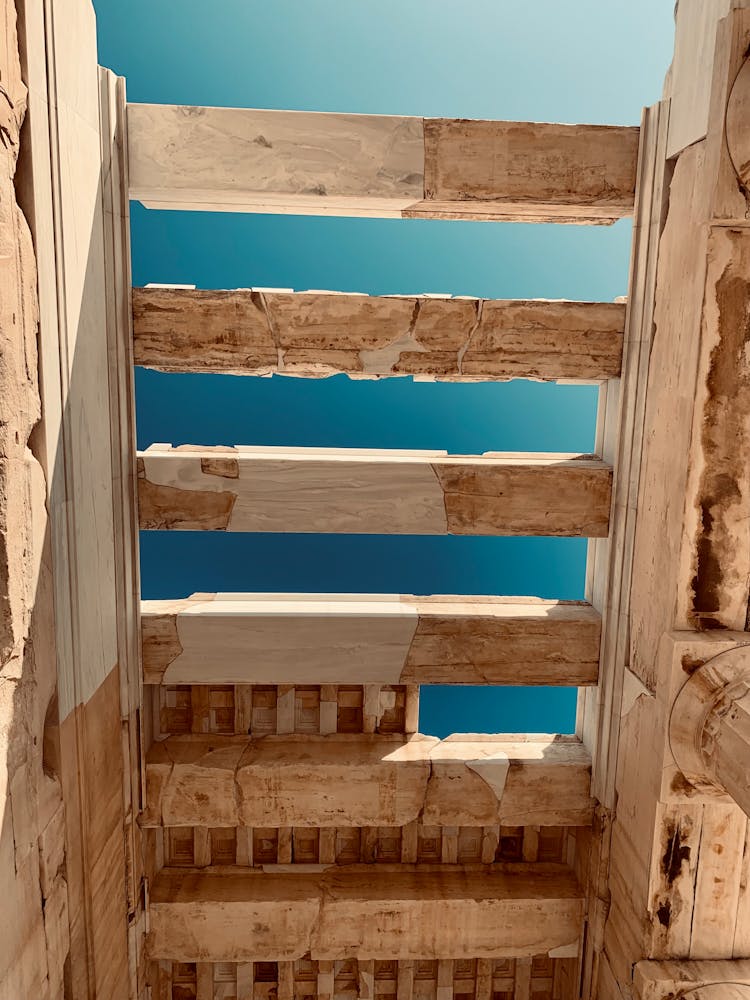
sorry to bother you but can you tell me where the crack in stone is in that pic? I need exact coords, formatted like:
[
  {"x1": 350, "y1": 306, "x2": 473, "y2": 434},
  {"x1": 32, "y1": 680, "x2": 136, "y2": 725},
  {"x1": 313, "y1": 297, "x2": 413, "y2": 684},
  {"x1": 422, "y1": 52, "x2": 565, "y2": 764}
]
[
  {"x1": 456, "y1": 298, "x2": 484, "y2": 375},
  {"x1": 254, "y1": 289, "x2": 285, "y2": 371},
  {"x1": 358, "y1": 298, "x2": 427, "y2": 374}
]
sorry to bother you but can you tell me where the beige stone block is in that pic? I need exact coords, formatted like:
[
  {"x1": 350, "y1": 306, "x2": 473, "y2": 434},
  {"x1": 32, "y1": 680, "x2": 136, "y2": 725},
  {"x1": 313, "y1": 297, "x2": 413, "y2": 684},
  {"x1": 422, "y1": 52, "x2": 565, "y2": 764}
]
[
  {"x1": 128, "y1": 104, "x2": 424, "y2": 215},
  {"x1": 143, "y1": 733, "x2": 593, "y2": 830},
  {"x1": 141, "y1": 593, "x2": 601, "y2": 686},
  {"x1": 43, "y1": 873, "x2": 70, "y2": 997},
  {"x1": 417, "y1": 118, "x2": 639, "y2": 224},
  {"x1": 666, "y1": 0, "x2": 733, "y2": 157},
  {"x1": 148, "y1": 865, "x2": 584, "y2": 961},
  {"x1": 423, "y1": 736, "x2": 593, "y2": 827},
  {"x1": 132, "y1": 286, "x2": 624, "y2": 381},
  {"x1": 9, "y1": 763, "x2": 37, "y2": 866},
  {"x1": 149, "y1": 739, "x2": 245, "y2": 827},
  {"x1": 37, "y1": 803, "x2": 66, "y2": 899},
  {"x1": 138, "y1": 446, "x2": 612, "y2": 538}
]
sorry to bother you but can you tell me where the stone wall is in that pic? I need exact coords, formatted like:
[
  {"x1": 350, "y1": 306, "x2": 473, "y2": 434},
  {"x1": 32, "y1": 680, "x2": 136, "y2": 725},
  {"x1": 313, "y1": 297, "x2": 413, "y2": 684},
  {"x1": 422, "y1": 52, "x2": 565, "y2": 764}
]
[{"x1": 0, "y1": 0, "x2": 70, "y2": 995}]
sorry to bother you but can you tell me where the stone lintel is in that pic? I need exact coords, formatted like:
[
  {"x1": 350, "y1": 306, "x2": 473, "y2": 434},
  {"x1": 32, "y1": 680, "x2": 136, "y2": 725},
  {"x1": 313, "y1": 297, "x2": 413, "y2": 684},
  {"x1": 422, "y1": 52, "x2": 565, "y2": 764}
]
[
  {"x1": 132, "y1": 287, "x2": 625, "y2": 381},
  {"x1": 142, "y1": 733, "x2": 594, "y2": 829},
  {"x1": 127, "y1": 104, "x2": 638, "y2": 224},
  {"x1": 147, "y1": 865, "x2": 584, "y2": 962},
  {"x1": 137, "y1": 445, "x2": 612, "y2": 537},
  {"x1": 140, "y1": 593, "x2": 601, "y2": 686}
]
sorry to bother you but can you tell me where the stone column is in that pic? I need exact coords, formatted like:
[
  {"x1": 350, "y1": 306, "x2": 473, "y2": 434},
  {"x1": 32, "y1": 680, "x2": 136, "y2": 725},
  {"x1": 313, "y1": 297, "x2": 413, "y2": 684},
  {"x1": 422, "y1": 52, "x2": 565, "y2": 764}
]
[
  {"x1": 635, "y1": 959, "x2": 750, "y2": 1000},
  {"x1": 670, "y1": 645, "x2": 750, "y2": 815}
]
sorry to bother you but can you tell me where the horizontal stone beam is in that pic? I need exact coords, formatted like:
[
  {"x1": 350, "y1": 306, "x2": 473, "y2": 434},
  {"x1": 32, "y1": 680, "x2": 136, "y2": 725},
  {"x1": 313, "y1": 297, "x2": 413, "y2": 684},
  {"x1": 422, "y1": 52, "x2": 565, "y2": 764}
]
[
  {"x1": 132, "y1": 287, "x2": 625, "y2": 381},
  {"x1": 127, "y1": 104, "x2": 638, "y2": 224},
  {"x1": 143, "y1": 733, "x2": 593, "y2": 829},
  {"x1": 137, "y1": 445, "x2": 612, "y2": 537},
  {"x1": 141, "y1": 594, "x2": 601, "y2": 686},
  {"x1": 148, "y1": 865, "x2": 584, "y2": 961}
]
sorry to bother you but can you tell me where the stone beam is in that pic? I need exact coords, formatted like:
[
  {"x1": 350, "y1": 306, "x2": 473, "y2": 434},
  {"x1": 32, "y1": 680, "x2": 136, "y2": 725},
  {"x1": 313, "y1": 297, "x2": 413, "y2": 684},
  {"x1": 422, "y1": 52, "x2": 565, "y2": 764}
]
[
  {"x1": 142, "y1": 733, "x2": 594, "y2": 830},
  {"x1": 132, "y1": 287, "x2": 625, "y2": 381},
  {"x1": 127, "y1": 104, "x2": 639, "y2": 223},
  {"x1": 137, "y1": 445, "x2": 613, "y2": 537},
  {"x1": 141, "y1": 594, "x2": 601, "y2": 686},
  {"x1": 148, "y1": 865, "x2": 584, "y2": 962}
]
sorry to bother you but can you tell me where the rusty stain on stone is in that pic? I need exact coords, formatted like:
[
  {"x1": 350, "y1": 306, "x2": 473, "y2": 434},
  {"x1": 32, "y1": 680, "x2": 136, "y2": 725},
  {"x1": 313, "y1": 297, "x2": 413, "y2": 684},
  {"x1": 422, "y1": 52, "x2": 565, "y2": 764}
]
[
  {"x1": 661, "y1": 822, "x2": 691, "y2": 888},
  {"x1": 689, "y1": 243, "x2": 750, "y2": 630}
]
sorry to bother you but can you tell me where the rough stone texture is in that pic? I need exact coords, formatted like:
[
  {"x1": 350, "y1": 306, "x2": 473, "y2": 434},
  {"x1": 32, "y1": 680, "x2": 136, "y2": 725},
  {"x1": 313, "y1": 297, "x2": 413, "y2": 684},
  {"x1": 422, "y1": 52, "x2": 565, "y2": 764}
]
[
  {"x1": 629, "y1": 12, "x2": 750, "y2": 692},
  {"x1": 415, "y1": 119, "x2": 639, "y2": 224},
  {"x1": 138, "y1": 456, "x2": 237, "y2": 530},
  {"x1": 9, "y1": 3, "x2": 143, "y2": 992},
  {"x1": 0, "y1": 0, "x2": 69, "y2": 996},
  {"x1": 132, "y1": 287, "x2": 625, "y2": 381},
  {"x1": 141, "y1": 593, "x2": 601, "y2": 686},
  {"x1": 127, "y1": 104, "x2": 638, "y2": 224},
  {"x1": 147, "y1": 865, "x2": 584, "y2": 962},
  {"x1": 635, "y1": 959, "x2": 750, "y2": 999},
  {"x1": 137, "y1": 445, "x2": 612, "y2": 537},
  {"x1": 402, "y1": 596, "x2": 601, "y2": 685},
  {"x1": 577, "y1": 11, "x2": 750, "y2": 1000},
  {"x1": 0, "y1": 0, "x2": 40, "y2": 690},
  {"x1": 142, "y1": 733, "x2": 593, "y2": 830},
  {"x1": 686, "y1": 227, "x2": 750, "y2": 632}
]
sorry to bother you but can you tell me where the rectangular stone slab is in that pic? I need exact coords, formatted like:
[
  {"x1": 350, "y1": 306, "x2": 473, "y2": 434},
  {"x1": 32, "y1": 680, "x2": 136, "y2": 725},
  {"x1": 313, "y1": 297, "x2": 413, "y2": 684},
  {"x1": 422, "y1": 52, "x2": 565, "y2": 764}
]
[
  {"x1": 137, "y1": 445, "x2": 613, "y2": 537},
  {"x1": 127, "y1": 104, "x2": 425, "y2": 216},
  {"x1": 127, "y1": 104, "x2": 637, "y2": 223},
  {"x1": 132, "y1": 287, "x2": 625, "y2": 381},
  {"x1": 416, "y1": 118, "x2": 639, "y2": 224},
  {"x1": 148, "y1": 865, "x2": 584, "y2": 961},
  {"x1": 142, "y1": 733, "x2": 594, "y2": 829},
  {"x1": 140, "y1": 593, "x2": 601, "y2": 686}
]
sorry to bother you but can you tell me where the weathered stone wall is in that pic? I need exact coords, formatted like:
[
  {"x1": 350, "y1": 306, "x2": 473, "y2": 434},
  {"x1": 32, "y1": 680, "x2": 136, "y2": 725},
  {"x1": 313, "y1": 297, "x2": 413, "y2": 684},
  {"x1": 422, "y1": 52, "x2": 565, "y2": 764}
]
[{"x1": 0, "y1": 0, "x2": 70, "y2": 995}]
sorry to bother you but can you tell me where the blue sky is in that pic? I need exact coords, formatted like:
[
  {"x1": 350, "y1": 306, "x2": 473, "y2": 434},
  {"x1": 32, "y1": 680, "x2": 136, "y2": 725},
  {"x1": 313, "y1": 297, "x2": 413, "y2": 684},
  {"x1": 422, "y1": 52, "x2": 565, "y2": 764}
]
[{"x1": 94, "y1": 1, "x2": 675, "y2": 736}]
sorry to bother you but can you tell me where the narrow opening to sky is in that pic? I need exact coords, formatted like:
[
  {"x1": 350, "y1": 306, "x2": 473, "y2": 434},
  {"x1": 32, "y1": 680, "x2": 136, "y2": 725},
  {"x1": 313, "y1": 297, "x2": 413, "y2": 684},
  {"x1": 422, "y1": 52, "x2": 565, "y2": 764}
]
[{"x1": 95, "y1": 0, "x2": 676, "y2": 737}]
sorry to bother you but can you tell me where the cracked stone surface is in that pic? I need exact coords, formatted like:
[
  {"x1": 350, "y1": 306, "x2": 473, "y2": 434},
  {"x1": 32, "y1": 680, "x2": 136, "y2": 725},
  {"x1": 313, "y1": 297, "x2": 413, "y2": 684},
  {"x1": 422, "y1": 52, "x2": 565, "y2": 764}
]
[
  {"x1": 132, "y1": 287, "x2": 625, "y2": 381},
  {"x1": 1, "y1": 1, "x2": 69, "y2": 996},
  {"x1": 143, "y1": 733, "x2": 594, "y2": 830},
  {"x1": 148, "y1": 864, "x2": 585, "y2": 962}
]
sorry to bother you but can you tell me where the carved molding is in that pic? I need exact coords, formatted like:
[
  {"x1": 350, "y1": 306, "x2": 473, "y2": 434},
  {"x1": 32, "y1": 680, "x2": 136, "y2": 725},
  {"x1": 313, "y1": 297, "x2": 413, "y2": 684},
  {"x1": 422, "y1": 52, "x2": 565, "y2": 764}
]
[
  {"x1": 669, "y1": 644, "x2": 750, "y2": 798},
  {"x1": 726, "y1": 55, "x2": 750, "y2": 192}
]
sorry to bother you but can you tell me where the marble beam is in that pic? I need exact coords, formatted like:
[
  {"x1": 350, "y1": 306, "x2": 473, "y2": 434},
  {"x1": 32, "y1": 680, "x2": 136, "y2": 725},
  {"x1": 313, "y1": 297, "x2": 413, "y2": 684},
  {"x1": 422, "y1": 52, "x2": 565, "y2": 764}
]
[
  {"x1": 142, "y1": 733, "x2": 594, "y2": 829},
  {"x1": 140, "y1": 593, "x2": 601, "y2": 686},
  {"x1": 137, "y1": 445, "x2": 613, "y2": 537},
  {"x1": 147, "y1": 865, "x2": 584, "y2": 962},
  {"x1": 410, "y1": 118, "x2": 640, "y2": 224},
  {"x1": 132, "y1": 287, "x2": 625, "y2": 381},
  {"x1": 126, "y1": 104, "x2": 637, "y2": 223}
]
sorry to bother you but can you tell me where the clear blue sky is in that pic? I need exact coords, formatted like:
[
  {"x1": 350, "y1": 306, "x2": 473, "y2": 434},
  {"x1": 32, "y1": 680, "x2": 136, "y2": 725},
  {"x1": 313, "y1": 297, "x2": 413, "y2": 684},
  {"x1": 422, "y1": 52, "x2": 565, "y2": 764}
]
[{"x1": 93, "y1": 1, "x2": 675, "y2": 736}]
